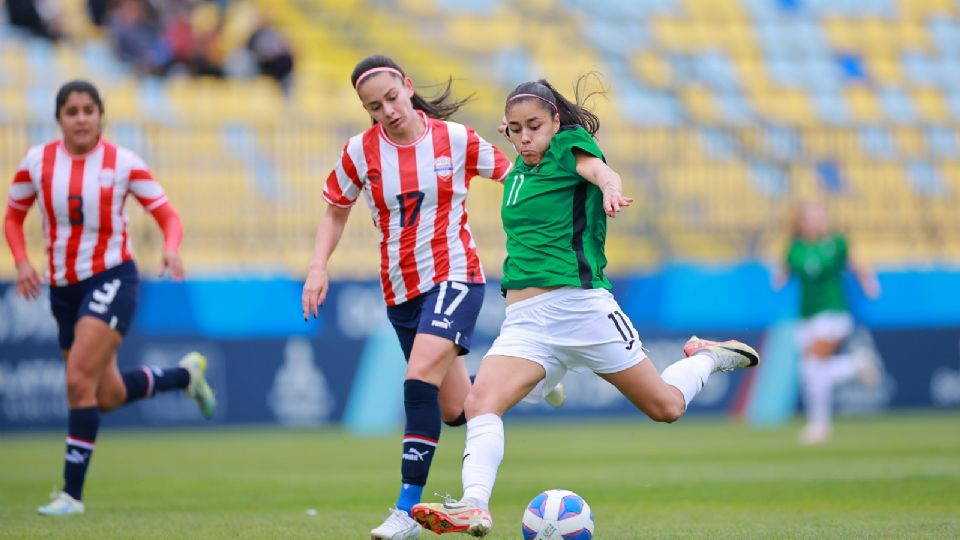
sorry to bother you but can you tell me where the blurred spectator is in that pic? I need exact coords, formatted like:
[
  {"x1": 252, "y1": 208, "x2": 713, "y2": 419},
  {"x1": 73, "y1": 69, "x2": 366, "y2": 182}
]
[
  {"x1": 107, "y1": 0, "x2": 170, "y2": 75},
  {"x1": 163, "y1": 0, "x2": 225, "y2": 77},
  {"x1": 87, "y1": 0, "x2": 109, "y2": 27},
  {"x1": 6, "y1": 0, "x2": 65, "y2": 40},
  {"x1": 245, "y1": 14, "x2": 295, "y2": 93}
]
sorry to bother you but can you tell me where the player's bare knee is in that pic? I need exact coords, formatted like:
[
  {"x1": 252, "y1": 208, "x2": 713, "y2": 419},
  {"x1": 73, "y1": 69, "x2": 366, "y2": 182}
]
[
  {"x1": 647, "y1": 399, "x2": 684, "y2": 423},
  {"x1": 65, "y1": 375, "x2": 96, "y2": 407},
  {"x1": 463, "y1": 391, "x2": 497, "y2": 419}
]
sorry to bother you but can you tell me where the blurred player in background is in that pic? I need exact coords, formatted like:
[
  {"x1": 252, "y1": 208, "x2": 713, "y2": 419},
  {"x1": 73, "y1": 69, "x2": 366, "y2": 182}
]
[
  {"x1": 301, "y1": 54, "x2": 521, "y2": 540},
  {"x1": 3, "y1": 80, "x2": 216, "y2": 516},
  {"x1": 774, "y1": 201, "x2": 881, "y2": 445},
  {"x1": 411, "y1": 77, "x2": 760, "y2": 537}
]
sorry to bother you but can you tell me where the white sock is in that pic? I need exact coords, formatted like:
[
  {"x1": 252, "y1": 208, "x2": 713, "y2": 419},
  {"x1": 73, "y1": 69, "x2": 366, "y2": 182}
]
[
  {"x1": 461, "y1": 413, "x2": 504, "y2": 509},
  {"x1": 661, "y1": 353, "x2": 715, "y2": 407},
  {"x1": 826, "y1": 354, "x2": 858, "y2": 384},
  {"x1": 802, "y1": 357, "x2": 833, "y2": 429}
]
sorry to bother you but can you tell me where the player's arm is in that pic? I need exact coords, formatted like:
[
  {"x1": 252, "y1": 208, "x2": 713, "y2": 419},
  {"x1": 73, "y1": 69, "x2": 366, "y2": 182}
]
[
  {"x1": 5, "y1": 162, "x2": 41, "y2": 300},
  {"x1": 848, "y1": 246, "x2": 880, "y2": 299},
  {"x1": 127, "y1": 160, "x2": 185, "y2": 281},
  {"x1": 5, "y1": 204, "x2": 42, "y2": 300},
  {"x1": 148, "y1": 202, "x2": 185, "y2": 280},
  {"x1": 303, "y1": 204, "x2": 352, "y2": 320},
  {"x1": 573, "y1": 150, "x2": 633, "y2": 218}
]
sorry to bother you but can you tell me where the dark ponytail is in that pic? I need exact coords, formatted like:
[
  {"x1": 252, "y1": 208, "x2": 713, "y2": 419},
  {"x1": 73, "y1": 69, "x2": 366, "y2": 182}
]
[
  {"x1": 350, "y1": 54, "x2": 472, "y2": 121},
  {"x1": 55, "y1": 79, "x2": 104, "y2": 119},
  {"x1": 505, "y1": 74, "x2": 604, "y2": 136}
]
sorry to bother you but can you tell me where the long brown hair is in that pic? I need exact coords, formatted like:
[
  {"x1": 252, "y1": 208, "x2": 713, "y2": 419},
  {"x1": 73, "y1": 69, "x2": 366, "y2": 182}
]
[
  {"x1": 505, "y1": 73, "x2": 604, "y2": 135},
  {"x1": 351, "y1": 55, "x2": 472, "y2": 121}
]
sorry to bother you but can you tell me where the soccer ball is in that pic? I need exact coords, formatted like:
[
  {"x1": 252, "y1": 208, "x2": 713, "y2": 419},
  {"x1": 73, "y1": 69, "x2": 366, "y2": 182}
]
[{"x1": 521, "y1": 489, "x2": 594, "y2": 540}]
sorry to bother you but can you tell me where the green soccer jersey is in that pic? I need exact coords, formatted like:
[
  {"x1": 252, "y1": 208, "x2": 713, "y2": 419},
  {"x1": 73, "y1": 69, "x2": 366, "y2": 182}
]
[
  {"x1": 786, "y1": 234, "x2": 849, "y2": 318},
  {"x1": 500, "y1": 126, "x2": 611, "y2": 292}
]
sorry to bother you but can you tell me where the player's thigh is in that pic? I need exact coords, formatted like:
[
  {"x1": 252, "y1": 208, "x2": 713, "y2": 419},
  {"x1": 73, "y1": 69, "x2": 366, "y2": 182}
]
[
  {"x1": 466, "y1": 355, "x2": 546, "y2": 418},
  {"x1": 438, "y1": 356, "x2": 470, "y2": 421},
  {"x1": 598, "y1": 359, "x2": 684, "y2": 420},
  {"x1": 406, "y1": 333, "x2": 461, "y2": 386}
]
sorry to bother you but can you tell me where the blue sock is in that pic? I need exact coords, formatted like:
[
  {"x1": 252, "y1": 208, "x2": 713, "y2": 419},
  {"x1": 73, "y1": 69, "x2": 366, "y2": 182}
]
[
  {"x1": 63, "y1": 407, "x2": 100, "y2": 500},
  {"x1": 397, "y1": 379, "x2": 440, "y2": 514},
  {"x1": 122, "y1": 366, "x2": 190, "y2": 404}
]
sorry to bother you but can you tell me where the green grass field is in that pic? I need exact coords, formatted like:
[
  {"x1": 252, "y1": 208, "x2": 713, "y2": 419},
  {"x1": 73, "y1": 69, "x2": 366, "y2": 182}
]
[{"x1": 2, "y1": 413, "x2": 959, "y2": 539}]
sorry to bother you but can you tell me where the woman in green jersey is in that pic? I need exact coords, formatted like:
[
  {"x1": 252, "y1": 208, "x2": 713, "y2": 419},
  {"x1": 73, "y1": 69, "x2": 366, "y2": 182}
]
[
  {"x1": 411, "y1": 78, "x2": 762, "y2": 537},
  {"x1": 774, "y1": 201, "x2": 880, "y2": 445}
]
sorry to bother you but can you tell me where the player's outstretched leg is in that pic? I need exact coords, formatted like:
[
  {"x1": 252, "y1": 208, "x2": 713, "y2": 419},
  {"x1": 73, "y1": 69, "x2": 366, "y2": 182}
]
[
  {"x1": 370, "y1": 507, "x2": 421, "y2": 539},
  {"x1": 412, "y1": 498, "x2": 493, "y2": 537}
]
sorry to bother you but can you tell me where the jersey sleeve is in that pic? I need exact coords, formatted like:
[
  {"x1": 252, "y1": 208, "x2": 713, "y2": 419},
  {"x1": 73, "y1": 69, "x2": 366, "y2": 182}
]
[
  {"x1": 463, "y1": 125, "x2": 512, "y2": 182},
  {"x1": 556, "y1": 126, "x2": 605, "y2": 177},
  {"x1": 322, "y1": 140, "x2": 365, "y2": 208},
  {"x1": 125, "y1": 152, "x2": 169, "y2": 211},
  {"x1": 7, "y1": 152, "x2": 38, "y2": 212}
]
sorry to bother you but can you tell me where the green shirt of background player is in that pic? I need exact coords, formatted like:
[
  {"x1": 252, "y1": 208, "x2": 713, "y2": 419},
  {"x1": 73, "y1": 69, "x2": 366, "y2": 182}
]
[
  {"x1": 774, "y1": 201, "x2": 880, "y2": 445},
  {"x1": 411, "y1": 78, "x2": 761, "y2": 536}
]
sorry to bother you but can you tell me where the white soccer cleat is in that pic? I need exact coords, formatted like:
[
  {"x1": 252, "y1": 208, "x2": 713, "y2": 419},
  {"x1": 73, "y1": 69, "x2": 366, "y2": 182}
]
[
  {"x1": 370, "y1": 508, "x2": 421, "y2": 539},
  {"x1": 544, "y1": 382, "x2": 566, "y2": 408},
  {"x1": 179, "y1": 352, "x2": 217, "y2": 419},
  {"x1": 37, "y1": 490, "x2": 84, "y2": 516},
  {"x1": 412, "y1": 499, "x2": 492, "y2": 537},
  {"x1": 683, "y1": 336, "x2": 760, "y2": 372}
]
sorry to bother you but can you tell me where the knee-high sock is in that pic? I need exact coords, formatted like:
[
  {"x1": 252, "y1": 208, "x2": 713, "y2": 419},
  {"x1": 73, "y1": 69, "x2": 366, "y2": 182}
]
[
  {"x1": 63, "y1": 406, "x2": 100, "y2": 500},
  {"x1": 461, "y1": 413, "x2": 504, "y2": 509},
  {"x1": 396, "y1": 379, "x2": 441, "y2": 514},
  {"x1": 802, "y1": 357, "x2": 833, "y2": 428},
  {"x1": 122, "y1": 366, "x2": 190, "y2": 404},
  {"x1": 661, "y1": 353, "x2": 716, "y2": 407}
]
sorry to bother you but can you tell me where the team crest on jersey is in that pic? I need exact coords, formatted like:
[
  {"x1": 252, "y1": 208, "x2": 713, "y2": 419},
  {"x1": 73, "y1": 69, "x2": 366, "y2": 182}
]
[
  {"x1": 434, "y1": 156, "x2": 453, "y2": 179},
  {"x1": 98, "y1": 168, "x2": 116, "y2": 188}
]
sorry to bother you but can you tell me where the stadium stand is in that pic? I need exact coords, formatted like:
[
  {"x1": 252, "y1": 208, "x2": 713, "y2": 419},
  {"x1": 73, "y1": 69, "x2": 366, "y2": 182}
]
[{"x1": 1, "y1": 0, "x2": 958, "y2": 279}]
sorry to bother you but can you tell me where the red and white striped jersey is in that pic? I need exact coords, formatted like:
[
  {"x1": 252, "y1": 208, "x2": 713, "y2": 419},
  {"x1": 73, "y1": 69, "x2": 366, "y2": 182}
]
[
  {"x1": 6, "y1": 139, "x2": 168, "y2": 286},
  {"x1": 324, "y1": 113, "x2": 511, "y2": 306}
]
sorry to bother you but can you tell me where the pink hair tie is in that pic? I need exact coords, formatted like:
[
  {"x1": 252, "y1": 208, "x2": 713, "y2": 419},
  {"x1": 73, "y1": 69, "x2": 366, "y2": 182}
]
[
  {"x1": 355, "y1": 66, "x2": 405, "y2": 89},
  {"x1": 508, "y1": 93, "x2": 557, "y2": 112}
]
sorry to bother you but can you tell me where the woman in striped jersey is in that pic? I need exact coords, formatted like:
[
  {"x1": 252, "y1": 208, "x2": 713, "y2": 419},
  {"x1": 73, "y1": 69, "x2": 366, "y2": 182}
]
[
  {"x1": 4, "y1": 80, "x2": 216, "y2": 516},
  {"x1": 302, "y1": 54, "x2": 557, "y2": 540}
]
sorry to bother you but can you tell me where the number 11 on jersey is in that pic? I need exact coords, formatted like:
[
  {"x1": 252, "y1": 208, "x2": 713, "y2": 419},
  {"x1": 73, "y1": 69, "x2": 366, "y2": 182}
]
[{"x1": 506, "y1": 173, "x2": 525, "y2": 206}]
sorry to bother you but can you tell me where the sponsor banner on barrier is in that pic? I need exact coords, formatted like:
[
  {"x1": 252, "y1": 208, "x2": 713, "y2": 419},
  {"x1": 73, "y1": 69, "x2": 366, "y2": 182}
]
[{"x1": 1, "y1": 280, "x2": 957, "y2": 431}]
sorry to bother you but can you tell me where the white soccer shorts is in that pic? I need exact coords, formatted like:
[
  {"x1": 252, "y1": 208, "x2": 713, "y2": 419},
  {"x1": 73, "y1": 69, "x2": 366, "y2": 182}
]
[
  {"x1": 796, "y1": 311, "x2": 854, "y2": 348},
  {"x1": 485, "y1": 287, "x2": 647, "y2": 403}
]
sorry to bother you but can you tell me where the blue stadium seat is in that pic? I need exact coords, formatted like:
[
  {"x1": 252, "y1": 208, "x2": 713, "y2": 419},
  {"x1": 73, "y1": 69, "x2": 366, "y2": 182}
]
[
  {"x1": 924, "y1": 126, "x2": 959, "y2": 158},
  {"x1": 811, "y1": 89, "x2": 850, "y2": 124},
  {"x1": 878, "y1": 87, "x2": 916, "y2": 124},
  {"x1": 927, "y1": 16, "x2": 960, "y2": 55},
  {"x1": 859, "y1": 127, "x2": 898, "y2": 159},
  {"x1": 907, "y1": 161, "x2": 946, "y2": 197},
  {"x1": 750, "y1": 160, "x2": 790, "y2": 197}
]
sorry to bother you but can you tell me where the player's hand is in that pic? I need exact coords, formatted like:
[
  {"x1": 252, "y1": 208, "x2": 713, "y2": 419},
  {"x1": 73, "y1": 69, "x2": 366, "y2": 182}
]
[
  {"x1": 302, "y1": 266, "x2": 329, "y2": 321},
  {"x1": 161, "y1": 250, "x2": 186, "y2": 281},
  {"x1": 14, "y1": 260, "x2": 42, "y2": 300},
  {"x1": 862, "y1": 276, "x2": 881, "y2": 300},
  {"x1": 601, "y1": 183, "x2": 633, "y2": 217}
]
